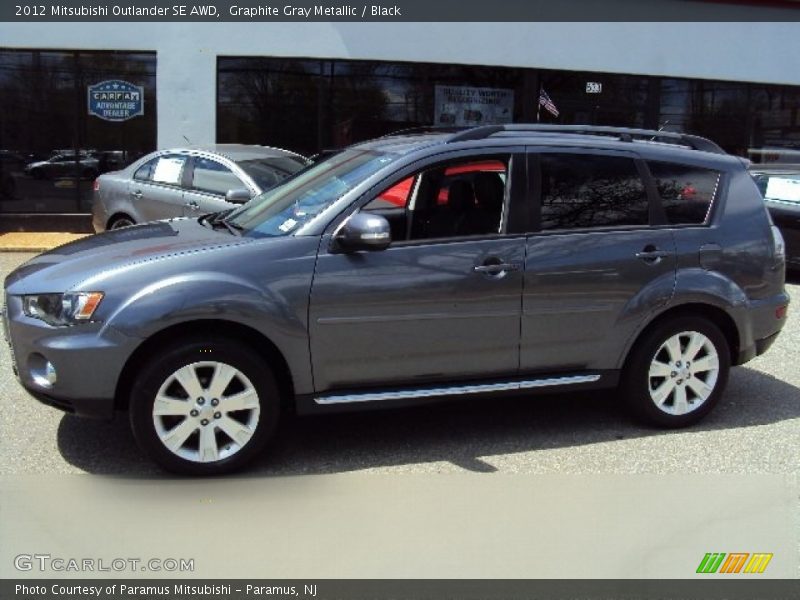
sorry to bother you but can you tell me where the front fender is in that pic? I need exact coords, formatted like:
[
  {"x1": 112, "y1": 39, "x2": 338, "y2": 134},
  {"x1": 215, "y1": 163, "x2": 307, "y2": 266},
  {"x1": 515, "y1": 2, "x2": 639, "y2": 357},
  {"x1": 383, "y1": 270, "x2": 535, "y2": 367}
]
[{"x1": 102, "y1": 270, "x2": 314, "y2": 394}]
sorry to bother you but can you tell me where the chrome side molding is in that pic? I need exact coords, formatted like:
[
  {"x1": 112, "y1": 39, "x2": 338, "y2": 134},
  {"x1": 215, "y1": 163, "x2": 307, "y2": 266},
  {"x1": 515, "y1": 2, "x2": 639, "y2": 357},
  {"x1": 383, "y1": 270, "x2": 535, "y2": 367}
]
[{"x1": 315, "y1": 374, "x2": 602, "y2": 405}]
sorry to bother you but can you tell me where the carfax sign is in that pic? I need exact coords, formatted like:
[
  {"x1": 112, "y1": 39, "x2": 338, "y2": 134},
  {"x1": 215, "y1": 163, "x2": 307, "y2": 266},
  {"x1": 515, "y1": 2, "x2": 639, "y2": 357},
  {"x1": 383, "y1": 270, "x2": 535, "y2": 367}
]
[{"x1": 87, "y1": 80, "x2": 144, "y2": 121}]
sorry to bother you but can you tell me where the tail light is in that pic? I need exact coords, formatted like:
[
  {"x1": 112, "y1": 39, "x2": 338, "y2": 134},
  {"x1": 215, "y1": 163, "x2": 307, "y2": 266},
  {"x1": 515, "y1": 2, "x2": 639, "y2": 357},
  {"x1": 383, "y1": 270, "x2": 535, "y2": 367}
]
[
  {"x1": 771, "y1": 225, "x2": 785, "y2": 260},
  {"x1": 92, "y1": 179, "x2": 100, "y2": 192}
]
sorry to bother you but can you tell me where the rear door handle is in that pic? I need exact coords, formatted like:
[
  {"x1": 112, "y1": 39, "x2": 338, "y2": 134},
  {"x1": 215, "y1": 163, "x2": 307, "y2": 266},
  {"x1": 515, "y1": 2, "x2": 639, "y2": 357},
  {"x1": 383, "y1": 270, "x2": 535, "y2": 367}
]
[
  {"x1": 131, "y1": 190, "x2": 143, "y2": 199},
  {"x1": 473, "y1": 263, "x2": 519, "y2": 273},
  {"x1": 635, "y1": 247, "x2": 671, "y2": 264},
  {"x1": 186, "y1": 200, "x2": 199, "y2": 209}
]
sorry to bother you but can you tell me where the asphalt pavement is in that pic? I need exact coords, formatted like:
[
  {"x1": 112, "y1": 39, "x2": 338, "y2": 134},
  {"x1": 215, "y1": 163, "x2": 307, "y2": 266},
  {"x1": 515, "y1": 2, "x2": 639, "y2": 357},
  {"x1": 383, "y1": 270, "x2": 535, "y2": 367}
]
[
  {"x1": 2, "y1": 251, "x2": 798, "y2": 478},
  {"x1": 2, "y1": 251, "x2": 798, "y2": 579}
]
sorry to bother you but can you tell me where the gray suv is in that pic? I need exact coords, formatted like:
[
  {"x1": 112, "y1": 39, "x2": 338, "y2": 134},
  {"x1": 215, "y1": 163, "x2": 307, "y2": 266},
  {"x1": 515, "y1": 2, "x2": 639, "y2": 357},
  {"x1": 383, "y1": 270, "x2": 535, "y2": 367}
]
[{"x1": 2, "y1": 125, "x2": 790, "y2": 474}]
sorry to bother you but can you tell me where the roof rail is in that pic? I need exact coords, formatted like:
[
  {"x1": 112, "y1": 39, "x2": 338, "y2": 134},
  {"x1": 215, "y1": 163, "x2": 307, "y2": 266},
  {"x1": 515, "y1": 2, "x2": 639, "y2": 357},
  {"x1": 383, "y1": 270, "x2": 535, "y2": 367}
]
[
  {"x1": 445, "y1": 124, "x2": 726, "y2": 154},
  {"x1": 381, "y1": 125, "x2": 465, "y2": 137}
]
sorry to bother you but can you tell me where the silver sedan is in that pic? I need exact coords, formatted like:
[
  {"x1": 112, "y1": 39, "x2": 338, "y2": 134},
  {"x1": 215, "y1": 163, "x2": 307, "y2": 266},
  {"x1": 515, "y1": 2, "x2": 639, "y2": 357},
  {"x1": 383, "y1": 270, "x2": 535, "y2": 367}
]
[{"x1": 92, "y1": 144, "x2": 308, "y2": 232}]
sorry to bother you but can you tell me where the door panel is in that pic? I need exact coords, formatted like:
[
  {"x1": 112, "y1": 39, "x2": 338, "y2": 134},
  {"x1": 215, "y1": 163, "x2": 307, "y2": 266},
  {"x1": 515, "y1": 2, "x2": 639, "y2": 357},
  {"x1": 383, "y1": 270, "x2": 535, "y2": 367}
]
[
  {"x1": 521, "y1": 229, "x2": 676, "y2": 372},
  {"x1": 309, "y1": 237, "x2": 525, "y2": 392},
  {"x1": 130, "y1": 154, "x2": 188, "y2": 222},
  {"x1": 184, "y1": 156, "x2": 245, "y2": 216},
  {"x1": 183, "y1": 190, "x2": 231, "y2": 217},
  {"x1": 131, "y1": 182, "x2": 185, "y2": 222}
]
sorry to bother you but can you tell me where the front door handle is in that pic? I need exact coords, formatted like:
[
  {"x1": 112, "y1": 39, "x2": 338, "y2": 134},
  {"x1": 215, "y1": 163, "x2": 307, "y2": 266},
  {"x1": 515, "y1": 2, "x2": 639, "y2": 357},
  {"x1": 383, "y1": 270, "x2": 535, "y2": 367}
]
[
  {"x1": 473, "y1": 258, "x2": 520, "y2": 278},
  {"x1": 131, "y1": 190, "x2": 143, "y2": 199},
  {"x1": 473, "y1": 263, "x2": 519, "y2": 273}
]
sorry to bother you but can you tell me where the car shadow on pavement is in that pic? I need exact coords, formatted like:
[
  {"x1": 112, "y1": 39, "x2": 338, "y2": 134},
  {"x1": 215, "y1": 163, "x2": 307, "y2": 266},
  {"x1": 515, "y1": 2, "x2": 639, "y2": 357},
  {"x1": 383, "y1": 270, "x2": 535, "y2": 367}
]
[{"x1": 56, "y1": 365, "x2": 800, "y2": 477}]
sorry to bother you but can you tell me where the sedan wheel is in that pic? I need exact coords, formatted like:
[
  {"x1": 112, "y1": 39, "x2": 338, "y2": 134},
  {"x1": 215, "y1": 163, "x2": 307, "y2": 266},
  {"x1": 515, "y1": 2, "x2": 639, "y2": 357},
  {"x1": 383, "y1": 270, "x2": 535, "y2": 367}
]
[
  {"x1": 130, "y1": 337, "x2": 279, "y2": 474},
  {"x1": 623, "y1": 316, "x2": 730, "y2": 427},
  {"x1": 109, "y1": 216, "x2": 135, "y2": 229}
]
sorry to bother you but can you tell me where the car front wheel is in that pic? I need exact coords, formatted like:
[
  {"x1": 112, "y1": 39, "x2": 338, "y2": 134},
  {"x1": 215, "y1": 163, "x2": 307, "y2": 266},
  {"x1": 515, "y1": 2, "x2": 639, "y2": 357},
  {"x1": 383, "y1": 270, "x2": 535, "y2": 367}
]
[
  {"x1": 129, "y1": 337, "x2": 279, "y2": 474},
  {"x1": 622, "y1": 316, "x2": 731, "y2": 428}
]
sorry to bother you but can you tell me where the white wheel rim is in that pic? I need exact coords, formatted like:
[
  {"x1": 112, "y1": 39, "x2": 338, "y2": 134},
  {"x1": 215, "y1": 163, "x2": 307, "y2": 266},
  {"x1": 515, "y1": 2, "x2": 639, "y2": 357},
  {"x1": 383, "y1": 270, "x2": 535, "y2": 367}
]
[
  {"x1": 647, "y1": 330, "x2": 720, "y2": 416},
  {"x1": 152, "y1": 361, "x2": 260, "y2": 463}
]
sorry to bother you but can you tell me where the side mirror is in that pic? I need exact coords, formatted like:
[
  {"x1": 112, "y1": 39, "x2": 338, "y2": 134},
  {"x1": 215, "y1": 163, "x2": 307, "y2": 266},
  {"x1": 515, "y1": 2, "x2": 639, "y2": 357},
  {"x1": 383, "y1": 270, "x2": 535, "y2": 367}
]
[
  {"x1": 336, "y1": 213, "x2": 392, "y2": 252},
  {"x1": 225, "y1": 188, "x2": 252, "y2": 204}
]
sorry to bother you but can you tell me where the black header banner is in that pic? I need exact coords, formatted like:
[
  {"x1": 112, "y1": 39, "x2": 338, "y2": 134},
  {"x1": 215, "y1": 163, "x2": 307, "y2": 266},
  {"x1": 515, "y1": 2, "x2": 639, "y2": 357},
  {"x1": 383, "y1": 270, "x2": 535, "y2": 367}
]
[
  {"x1": 4, "y1": 579, "x2": 800, "y2": 600},
  {"x1": 3, "y1": 0, "x2": 800, "y2": 22}
]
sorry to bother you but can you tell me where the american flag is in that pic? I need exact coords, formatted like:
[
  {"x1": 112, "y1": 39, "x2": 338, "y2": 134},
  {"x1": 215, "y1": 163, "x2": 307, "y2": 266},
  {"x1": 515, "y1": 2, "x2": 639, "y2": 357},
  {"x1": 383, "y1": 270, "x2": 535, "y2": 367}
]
[{"x1": 538, "y1": 88, "x2": 559, "y2": 118}]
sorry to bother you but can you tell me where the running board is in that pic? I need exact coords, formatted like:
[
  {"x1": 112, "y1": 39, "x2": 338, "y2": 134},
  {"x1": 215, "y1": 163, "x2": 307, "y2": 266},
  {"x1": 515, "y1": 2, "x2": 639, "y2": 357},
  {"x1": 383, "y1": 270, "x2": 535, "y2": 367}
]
[{"x1": 314, "y1": 374, "x2": 602, "y2": 405}]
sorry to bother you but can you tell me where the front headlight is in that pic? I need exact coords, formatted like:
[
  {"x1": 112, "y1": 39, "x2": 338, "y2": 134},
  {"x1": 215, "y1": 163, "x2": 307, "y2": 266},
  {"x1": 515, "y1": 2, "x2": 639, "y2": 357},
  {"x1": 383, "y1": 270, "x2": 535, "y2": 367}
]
[{"x1": 22, "y1": 292, "x2": 104, "y2": 326}]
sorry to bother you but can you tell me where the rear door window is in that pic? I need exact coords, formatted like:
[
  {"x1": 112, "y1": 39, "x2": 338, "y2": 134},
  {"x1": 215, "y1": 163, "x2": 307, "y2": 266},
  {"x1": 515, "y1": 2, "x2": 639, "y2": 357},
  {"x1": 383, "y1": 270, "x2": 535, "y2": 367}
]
[
  {"x1": 539, "y1": 153, "x2": 649, "y2": 230},
  {"x1": 149, "y1": 155, "x2": 188, "y2": 186},
  {"x1": 647, "y1": 162, "x2": 721, "y2": 224}
]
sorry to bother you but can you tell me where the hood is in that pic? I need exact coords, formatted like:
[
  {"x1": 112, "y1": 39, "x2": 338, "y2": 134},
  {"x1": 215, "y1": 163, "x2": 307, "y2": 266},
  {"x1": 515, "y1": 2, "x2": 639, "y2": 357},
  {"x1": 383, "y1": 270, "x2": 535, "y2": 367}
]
[{"x1": 5, "y1": 218, "x2": 252, "y2": 295}]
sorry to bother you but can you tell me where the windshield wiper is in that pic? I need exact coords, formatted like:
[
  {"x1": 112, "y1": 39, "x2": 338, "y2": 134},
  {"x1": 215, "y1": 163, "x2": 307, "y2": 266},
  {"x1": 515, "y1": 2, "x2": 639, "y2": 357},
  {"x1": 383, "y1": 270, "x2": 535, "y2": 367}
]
[{"x1": 217, "y1": 218, "x2": 243, "y2": 236}]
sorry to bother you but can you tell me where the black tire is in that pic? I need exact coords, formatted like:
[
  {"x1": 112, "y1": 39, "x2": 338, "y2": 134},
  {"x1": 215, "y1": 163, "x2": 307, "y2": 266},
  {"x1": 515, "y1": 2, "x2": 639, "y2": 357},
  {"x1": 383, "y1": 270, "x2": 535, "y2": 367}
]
[
  {"x1": 129, "y1": 336, "x2": 280, "y2": 475},
  {"x1": 621, "y1": 315, "x2": 731, "y2": 428}
]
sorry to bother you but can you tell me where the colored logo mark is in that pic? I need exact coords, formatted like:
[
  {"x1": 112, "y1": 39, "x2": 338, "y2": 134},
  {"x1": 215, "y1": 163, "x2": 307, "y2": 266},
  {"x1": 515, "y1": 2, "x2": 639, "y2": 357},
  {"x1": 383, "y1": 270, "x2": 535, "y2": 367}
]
[{"x1": 696, "y1": 552, "x2": 773, "y2": 574}]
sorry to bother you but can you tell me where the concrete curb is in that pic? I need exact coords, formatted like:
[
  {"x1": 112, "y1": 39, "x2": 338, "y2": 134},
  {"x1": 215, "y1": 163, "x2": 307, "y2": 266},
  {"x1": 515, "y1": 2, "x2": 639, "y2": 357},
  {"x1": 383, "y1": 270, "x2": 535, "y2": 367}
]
[{"x1": 0, "y1": 232, "x2": 89, "y2": 252}]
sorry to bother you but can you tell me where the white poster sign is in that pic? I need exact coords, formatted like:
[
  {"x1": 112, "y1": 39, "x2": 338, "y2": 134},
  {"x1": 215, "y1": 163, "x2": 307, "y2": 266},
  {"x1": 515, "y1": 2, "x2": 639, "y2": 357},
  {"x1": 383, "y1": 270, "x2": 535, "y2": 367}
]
[{"x1": 434, "y1": 85, "x2": 514, "y2": 127}]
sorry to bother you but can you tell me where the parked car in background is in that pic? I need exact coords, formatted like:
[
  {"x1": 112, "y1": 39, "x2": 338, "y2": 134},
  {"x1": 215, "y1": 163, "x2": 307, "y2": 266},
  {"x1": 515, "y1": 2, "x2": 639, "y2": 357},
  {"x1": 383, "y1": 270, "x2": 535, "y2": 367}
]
[
  {"x1": 24, "y1": 152, "x2": 100, "y2": 180},
  {"x1": 4, "y1": 125, "x2": 789, "y2": 475},
  {"x1": 92, "y1": 144, "x2": 309, "y2": 231},
  {"x1": 750, "y1": 164, "x2": 800, "y2": 269}
]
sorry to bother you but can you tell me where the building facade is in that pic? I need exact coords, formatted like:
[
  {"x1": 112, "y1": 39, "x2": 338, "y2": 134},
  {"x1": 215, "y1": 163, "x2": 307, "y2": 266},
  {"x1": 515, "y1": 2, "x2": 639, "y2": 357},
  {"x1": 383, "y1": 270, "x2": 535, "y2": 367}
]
[{"x1": 1, "y1": 21, "x2": 799, "y2": 217}]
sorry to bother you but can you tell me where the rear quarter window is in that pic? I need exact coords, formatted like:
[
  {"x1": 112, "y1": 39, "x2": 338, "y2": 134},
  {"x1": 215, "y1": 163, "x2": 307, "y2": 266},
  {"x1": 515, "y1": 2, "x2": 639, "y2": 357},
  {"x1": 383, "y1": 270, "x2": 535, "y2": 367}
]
[{"x1": 648, "y1": 161, "x2": 721, "y2": 225}]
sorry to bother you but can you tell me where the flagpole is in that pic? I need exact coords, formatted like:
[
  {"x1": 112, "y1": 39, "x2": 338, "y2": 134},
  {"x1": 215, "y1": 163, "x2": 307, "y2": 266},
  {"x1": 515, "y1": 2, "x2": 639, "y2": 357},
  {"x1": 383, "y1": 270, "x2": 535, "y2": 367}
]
[{"x1": 536, "y1": 84, "x2": 542, "y2": 123}]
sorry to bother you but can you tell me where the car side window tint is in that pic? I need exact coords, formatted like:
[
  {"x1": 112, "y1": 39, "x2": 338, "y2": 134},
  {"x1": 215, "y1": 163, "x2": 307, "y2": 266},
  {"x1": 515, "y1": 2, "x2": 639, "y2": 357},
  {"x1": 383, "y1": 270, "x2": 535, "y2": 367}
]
[
  {"x1": 361, "y1": 156, "x2": 510, "y2": 242},
  {"x1": 150, "y1": 155, "x2": 187, "y2": 186},
  {"x1": 648, "y1": 161, "x2": 720, "y2": 224},
  {"x1": 192, "y1": 157, "x2": 243, "y2": 196},
  {"x1": 133, "y1": 158, "x2": 157, "y2": 181},
  {"x1": 540, "y1": 154, "x2": 649, "y2": 230}
]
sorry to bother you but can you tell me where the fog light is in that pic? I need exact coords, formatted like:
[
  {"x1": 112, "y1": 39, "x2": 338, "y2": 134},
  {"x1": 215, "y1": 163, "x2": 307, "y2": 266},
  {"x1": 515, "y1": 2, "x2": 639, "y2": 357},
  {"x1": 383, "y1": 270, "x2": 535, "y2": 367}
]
[{"x1": 29, "y1": 354, "x2": 57, "y2": 389}]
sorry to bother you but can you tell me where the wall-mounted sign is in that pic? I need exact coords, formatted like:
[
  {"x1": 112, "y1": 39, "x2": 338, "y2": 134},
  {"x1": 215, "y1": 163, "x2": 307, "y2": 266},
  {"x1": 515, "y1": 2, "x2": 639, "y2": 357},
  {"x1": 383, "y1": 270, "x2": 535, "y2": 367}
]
[
  {"x1": 434, "y1": 85, "x2": 514, "y2": 127},
  {"x1": 586, "y1": 82, "x2": 602, "y2": 94},
  {"x1": 87, "y1": 80, "x2": 144, "y2": 121}
]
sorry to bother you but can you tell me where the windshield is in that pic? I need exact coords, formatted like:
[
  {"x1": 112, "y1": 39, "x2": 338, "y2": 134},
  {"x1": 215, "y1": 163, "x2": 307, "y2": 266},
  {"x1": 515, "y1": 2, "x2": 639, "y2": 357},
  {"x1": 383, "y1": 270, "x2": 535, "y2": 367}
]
[
  {"x1": 227, "y1": 148, "x2": 399, "y2": 237},
  {"x1": 236, "y1": 156, "x2": 308, "y2": 191}
]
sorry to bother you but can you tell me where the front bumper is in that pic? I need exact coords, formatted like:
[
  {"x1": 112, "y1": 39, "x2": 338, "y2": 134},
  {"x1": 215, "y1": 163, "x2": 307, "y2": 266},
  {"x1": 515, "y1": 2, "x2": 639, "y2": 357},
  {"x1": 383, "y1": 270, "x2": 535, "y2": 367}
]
[{"x1": 2, "y1": 294, "x2": 135, "y2": 419}]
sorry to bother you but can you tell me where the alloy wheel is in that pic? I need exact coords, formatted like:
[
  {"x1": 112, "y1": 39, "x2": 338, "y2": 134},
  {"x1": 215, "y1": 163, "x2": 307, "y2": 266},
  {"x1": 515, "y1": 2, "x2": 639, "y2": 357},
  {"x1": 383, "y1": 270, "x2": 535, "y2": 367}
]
[
  {"x1": 151, "y1": 361, "x2": 261, "y2": 463},
  {"x1": 647, "y1": 330, "x2": 720, "y2": 416}
]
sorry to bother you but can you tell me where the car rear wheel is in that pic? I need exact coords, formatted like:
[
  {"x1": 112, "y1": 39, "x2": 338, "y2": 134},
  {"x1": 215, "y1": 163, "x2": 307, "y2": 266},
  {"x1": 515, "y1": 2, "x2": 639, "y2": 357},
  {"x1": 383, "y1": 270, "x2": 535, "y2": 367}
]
[
  {"x1": 622, "y1": 316, "x2": 730, "y2": 427},
  {"x1": 129, "y1": 337, "x2": 280, "y2": 475}
]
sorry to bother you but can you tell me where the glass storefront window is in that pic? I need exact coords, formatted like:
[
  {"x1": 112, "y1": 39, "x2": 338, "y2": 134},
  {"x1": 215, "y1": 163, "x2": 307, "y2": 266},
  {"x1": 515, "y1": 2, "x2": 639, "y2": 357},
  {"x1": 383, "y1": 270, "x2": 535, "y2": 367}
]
[
  {"x1": 218, "y1": 57, "x2": 800, "y2": 164},
  {"x1": 0, "y1": 49, "x2": 156, "y2": 214}
]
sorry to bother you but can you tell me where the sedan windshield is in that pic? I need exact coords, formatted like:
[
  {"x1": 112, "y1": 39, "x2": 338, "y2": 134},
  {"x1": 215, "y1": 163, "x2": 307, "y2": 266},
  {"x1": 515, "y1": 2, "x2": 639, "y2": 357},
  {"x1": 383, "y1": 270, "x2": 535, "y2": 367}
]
[
  {"x1": 236, "y1": 156, "x2": 309, "y2": 191},
  {"x1": 226, "y1": 148, "x2": 399, "y2": 237}
]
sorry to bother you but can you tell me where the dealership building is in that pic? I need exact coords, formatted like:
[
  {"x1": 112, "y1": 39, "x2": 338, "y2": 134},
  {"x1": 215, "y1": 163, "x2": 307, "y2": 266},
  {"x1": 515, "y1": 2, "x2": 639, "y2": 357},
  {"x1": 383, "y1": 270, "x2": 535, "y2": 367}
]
[{"x1": 1, "y1": 14, "x2": 800, "y2": 224}]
